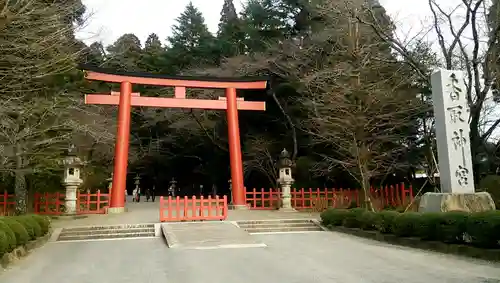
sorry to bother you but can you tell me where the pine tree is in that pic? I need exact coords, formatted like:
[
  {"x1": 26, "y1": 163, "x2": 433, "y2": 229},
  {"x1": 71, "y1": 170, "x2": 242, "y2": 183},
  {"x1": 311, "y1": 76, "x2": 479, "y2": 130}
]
[
  {"x1": 240, "y1": 0, "x2": 293, "y2": 52},
  {"x1": 82, "y1": 42, "x2": 106, "y2": 67},
  {"x1": 166, "y1": 2, "x2": 217, "y2": 72},
  {"x1": 217, "y1": 0, "x2": 245, "y2": 58},
  {"x1": 141, "y1": 33, "x2": 166, "y2": 73},
  {"x1": 105, "y1": 33, "x2": 143, "y2": 72}
]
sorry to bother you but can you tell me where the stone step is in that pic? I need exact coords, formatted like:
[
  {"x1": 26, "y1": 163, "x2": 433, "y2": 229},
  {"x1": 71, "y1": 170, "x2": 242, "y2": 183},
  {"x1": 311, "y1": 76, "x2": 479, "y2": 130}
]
[
  {"x1": 59, "y1": 228, "x2": 155, "y2": 236},
  {"x1": 62, "y1": 224, "x2": 154, "y2": 232},
  {"x1": 57, "y1": 231, "x2": 156, "y2": 242},
  {"x1": 238, "y1": 222, "x2": 319, "y2": 229},
  {"x1": 237, "y1": 219, "x2": 315, "y2": 225},
  {"x1": 245, "y1": 226, "x2": 324, "y2": 233}
]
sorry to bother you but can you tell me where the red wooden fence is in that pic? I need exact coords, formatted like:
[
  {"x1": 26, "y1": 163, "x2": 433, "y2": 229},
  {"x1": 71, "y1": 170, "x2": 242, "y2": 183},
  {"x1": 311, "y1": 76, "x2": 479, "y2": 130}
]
[
  {"x1": 159, "y1": 195, "x2": 228, "y2": 222},
  {"x1": 32, "y1": 190, "x2": 109, "y2": 215},
  {"x1": 34, "y1": 190, "x2": 110, "y2": 215},
  {"x1": 245, "y1": 183, "x2": 413, "y2": 210},
  {"x1": 0, "y1": 191, "x2": 15, "y2": 216}
]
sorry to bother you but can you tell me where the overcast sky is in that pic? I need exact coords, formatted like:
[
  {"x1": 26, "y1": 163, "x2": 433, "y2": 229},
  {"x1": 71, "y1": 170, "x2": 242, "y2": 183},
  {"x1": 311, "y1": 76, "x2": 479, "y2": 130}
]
[{"x1": 76, "y1": 0, "x2": 433, "y2": 47}]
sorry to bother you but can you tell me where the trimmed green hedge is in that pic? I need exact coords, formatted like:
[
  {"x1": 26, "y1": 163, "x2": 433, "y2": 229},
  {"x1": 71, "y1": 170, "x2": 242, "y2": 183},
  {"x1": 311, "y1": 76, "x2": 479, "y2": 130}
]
[
  {"x1": 0, "y1": 215, "x2": 51, "y2": 258},
  {"x1": 321, "y1": 208, "x2": 500, "y2": 249}
]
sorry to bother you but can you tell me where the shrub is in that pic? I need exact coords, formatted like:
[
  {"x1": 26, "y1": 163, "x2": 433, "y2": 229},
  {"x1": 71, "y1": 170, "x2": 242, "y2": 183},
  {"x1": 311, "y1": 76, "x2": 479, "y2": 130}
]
[
  {"x1": 377, "y1": 210, "x2": 399, "y2": 234},
  {"x1": 347, "y1": 201, "x2": 358, "y2": 209},
  {"x1": 0, "y1": 230, "x2": 9, "y2": 257},
  {"x1": 436, "y1": 211, "x2": 469, "y2": 244},
  {"x1": 416, "y1": 213, "x2": 443, "y2": 241},
  {"x1": 1, "y1": 218, "x2": 29, "y2": 246},
  {"x1": 392, "y1": 212, "x2": 422, "y2": 237},
  {"x1": 30, "y1": 215, "x2": 50, "y2": 235},
  {"x1": 321, "y1": 209, "x2": 350, "y2": 226},
  {"x1": 342, "y1": 208, "x2": 366, "y2": 228},
  {"x1": 465, "y1": 211, "x2": 500, "y2": 248},
  {"x1": 359, "y1": 211, "x2": 378, "y2": 231},
  {"x1": 14, "y1": 216, "x2": 42, "y2": 240},
  {"x1": 0, "y1": 219, "x2": 16, "y2": 252}
]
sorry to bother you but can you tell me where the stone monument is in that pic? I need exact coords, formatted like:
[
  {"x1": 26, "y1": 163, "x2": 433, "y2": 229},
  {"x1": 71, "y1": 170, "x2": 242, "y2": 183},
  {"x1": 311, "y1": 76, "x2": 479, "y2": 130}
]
[
  {"x1": 62, "y1": 144, "x2": 83, "y2": 215},
  {"x1": 419, "y1": 69, "x2": 495, "y2": 212},
  {"x1": 277, "y1": 148, "x2": 296, "y2": 212}
]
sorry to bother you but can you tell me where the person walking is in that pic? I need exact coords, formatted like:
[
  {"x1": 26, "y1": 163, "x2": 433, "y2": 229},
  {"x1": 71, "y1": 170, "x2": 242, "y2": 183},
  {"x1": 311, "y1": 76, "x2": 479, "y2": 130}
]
[
  {"x1": 151, "y1": 185, "x2": 156, "y2": 202},
  {"x1": 132, "y1": 187, "x2": 138, "y2": 202},
  {"x1": 168, "y1": 183, "x2": 176, "y2": 197}
]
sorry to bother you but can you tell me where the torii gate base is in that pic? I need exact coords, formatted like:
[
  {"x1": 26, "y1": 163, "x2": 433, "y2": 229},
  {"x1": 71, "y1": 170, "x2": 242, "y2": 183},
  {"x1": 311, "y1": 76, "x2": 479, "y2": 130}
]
[{"x1": 83, "y1": 67, "x2": 267, "y2": 213}]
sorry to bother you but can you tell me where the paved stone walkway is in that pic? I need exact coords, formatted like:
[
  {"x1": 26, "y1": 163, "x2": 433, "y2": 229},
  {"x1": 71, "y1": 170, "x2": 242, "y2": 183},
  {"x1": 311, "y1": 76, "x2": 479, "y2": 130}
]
[
  {"x1": 161, "y1": 222, "x2": 265, "y2": 249},
  {"x1": 1, "y1": 229, "x2": 499, "y2": 283}
]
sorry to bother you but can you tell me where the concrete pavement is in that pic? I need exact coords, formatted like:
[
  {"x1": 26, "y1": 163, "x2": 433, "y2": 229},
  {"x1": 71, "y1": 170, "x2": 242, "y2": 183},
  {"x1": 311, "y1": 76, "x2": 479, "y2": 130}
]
[{"x1": 1, "y1": 229, "x2": 499, "y2": 283}]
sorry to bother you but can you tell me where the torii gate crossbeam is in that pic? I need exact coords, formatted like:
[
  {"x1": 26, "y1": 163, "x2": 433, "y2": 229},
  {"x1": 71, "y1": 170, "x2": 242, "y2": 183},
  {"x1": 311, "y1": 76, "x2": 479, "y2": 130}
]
[{"x1": 82, "y1": 66, "x2": 267, "y2": 213}]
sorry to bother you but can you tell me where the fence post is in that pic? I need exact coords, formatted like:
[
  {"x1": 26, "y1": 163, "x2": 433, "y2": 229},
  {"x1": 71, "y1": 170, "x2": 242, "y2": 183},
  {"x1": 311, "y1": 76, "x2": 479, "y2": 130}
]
[
  {"x1": 183, "y1": 196, "x2": 188, "y2": 220},
  {"x1": 198, "y1": 196, "x2": 204, "y2": 218},
  {"x1": 207, "y1": 196, "x2": 212, "y2": 217},
  {"x1": 191, "y1": 196, "x2": 196, "y2": 220},
  {"x1": 44, "y1": 192, "x2": 49, "y2": 214},
  {"x1": 401, "y1": 183, "x2": 406, "y2": 205},
  {"x1": 222, "y1": 195, "x2": 228, "y2": 220},
  {"x1": 86, "y1": 190, "x2": 91, "y2": 212},
  {"x1": 409, "y1": 184, "x2": 414, "y2": 201},
  {"x1": 55, "y1": 192, "x2": 60, "y2": 214},
  {"x1": 97, "y1": 190, "x2": 101, "y2": 213},
  {"x1": 260, "y1": 188, "x2": 264, "y2": 209}
]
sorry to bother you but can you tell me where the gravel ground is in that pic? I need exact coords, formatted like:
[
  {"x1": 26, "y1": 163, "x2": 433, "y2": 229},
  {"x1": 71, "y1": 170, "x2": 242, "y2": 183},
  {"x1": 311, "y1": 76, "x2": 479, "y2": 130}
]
[{"x1": 1, "y1": 231, "x2": 499, "y2": 283}]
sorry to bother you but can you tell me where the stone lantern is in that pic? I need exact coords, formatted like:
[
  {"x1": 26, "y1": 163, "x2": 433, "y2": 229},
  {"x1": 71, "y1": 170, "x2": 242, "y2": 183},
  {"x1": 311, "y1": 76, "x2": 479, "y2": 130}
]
[
  {"x1": 62, "y1": 144, "x2": 83, "y2": 215},
  {"x1": 277, "y1": 148, "x2": 295, "y2": 211}
]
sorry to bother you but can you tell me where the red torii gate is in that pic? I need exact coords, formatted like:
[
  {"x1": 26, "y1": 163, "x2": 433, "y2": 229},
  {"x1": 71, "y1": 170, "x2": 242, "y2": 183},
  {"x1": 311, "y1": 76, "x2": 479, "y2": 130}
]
[{"x1": 82, "y1": 67, "x2": 267, "y2": 213}]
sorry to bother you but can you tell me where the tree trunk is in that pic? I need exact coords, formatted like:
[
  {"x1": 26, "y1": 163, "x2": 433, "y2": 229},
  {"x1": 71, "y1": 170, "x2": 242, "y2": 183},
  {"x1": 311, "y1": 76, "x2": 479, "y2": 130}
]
[
  {"x1": 360, "y1": 165, "x2": 374, "y2": 212},
  {"x1": 14, "y1": 143, "x2": 27, "y2": 214},
  {"x1": 469, "y1": 109, "x2": 481, "y2": 187}
]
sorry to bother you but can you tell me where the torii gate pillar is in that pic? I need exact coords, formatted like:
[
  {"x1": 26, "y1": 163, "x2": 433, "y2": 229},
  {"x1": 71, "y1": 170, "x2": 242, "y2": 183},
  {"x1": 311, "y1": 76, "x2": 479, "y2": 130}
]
[
  {"x1": 108, "y1": 82, "x2": 132, "y2": 213},
  {"x1": 226, "y1": 88, "x2": 246, "y2": 209}
]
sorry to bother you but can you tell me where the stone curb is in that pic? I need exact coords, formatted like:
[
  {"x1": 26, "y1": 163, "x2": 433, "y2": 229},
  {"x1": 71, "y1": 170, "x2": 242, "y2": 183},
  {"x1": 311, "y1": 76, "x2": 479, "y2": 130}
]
[
  {"x1": 160, "y1": 224, "x2": 180, "y2": 248},
  {"x1": 328, "y1": 226, "x2": 500, "y2": 262},
  {"x1": 0, "y1": 229, "x2": 53, "y2": 272}
]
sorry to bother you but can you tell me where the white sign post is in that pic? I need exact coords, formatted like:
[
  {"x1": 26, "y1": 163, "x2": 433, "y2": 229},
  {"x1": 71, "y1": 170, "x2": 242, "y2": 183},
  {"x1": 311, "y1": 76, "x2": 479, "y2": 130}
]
[
  {"x1": 431, "y1": 69, "x2": 474, "y2": 193},
  {"x1": 419, "y1": 69, "x2": 495, "y2": 212}
]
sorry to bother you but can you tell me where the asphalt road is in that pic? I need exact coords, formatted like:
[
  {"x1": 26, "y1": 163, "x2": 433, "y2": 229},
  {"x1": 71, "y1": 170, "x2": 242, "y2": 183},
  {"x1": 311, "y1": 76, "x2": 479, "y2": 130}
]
[{"x1": 1, "y1": 231, "x2": 499, "y2": 283}]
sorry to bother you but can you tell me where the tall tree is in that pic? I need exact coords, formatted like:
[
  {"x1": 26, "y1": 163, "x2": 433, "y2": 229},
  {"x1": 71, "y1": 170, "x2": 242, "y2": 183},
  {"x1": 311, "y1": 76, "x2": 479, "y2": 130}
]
[
  {"x1": 141, "y1": 33, "x2": 166, "y2": 73},
  {"x1": 217, "y1": 0, "x2": 245, "y2": 58},
  {"x1": 166, "y1": 2, "x2": 217, "y2": 72},
  {"x1": 240, "y1": 0, "x2": 297, "y2": 52},
  {"x1": 105, "y1": 34, "x2": 143, "y2": 72},
  {"x1": 81, "y1": 42, "x2": 106, "y2": 67},
  {"x1": 0, "y1": 0, "x2": 101, "y2": 213}
]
